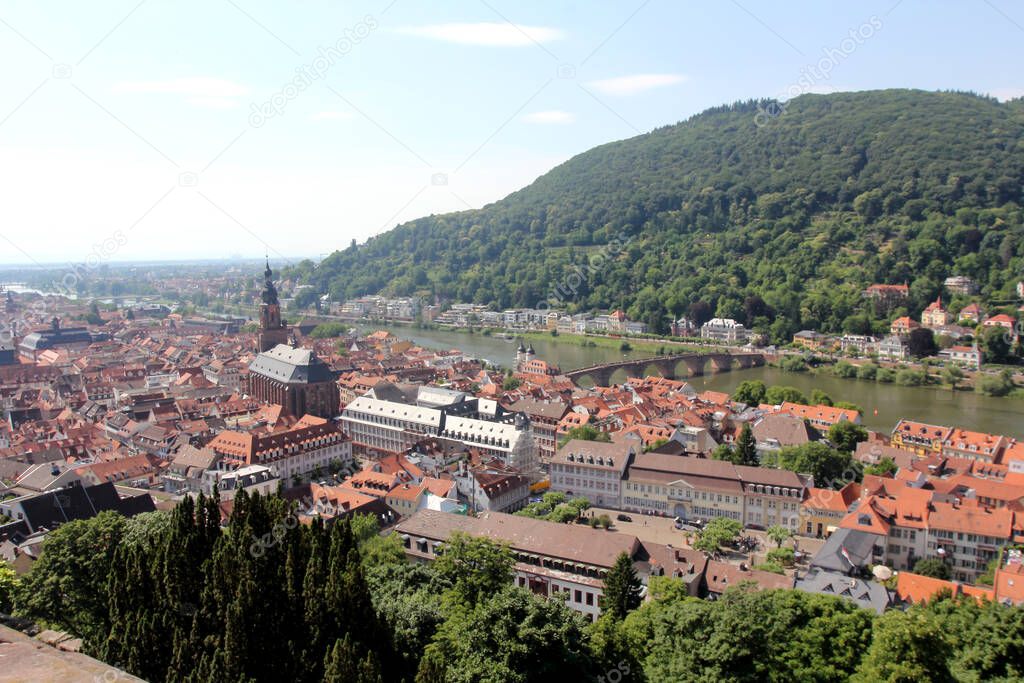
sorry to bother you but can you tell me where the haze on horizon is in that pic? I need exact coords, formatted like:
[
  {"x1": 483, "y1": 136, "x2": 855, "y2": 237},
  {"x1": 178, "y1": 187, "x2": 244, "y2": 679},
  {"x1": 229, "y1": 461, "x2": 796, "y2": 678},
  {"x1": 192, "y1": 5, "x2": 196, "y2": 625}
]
[{"x1": 0, "y1": 0, "x2": 1022, "y2": 265}]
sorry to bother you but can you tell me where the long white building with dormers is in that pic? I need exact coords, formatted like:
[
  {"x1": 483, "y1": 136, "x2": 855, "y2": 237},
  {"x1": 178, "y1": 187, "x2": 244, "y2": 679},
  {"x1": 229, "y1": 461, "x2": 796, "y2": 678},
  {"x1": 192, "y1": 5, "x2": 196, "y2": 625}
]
[
  {"x1": 341, "y1": 381, "x2": 538, "y2": 475},
  {"x1": 621, "y1": 453, "x2": 812, "y2": 531}
]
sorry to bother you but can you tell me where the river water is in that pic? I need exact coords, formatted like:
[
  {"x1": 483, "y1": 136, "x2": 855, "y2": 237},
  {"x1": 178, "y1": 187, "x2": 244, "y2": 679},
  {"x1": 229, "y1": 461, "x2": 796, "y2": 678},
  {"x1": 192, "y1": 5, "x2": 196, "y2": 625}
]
[{"x1": 361, "y1": 325, "x2": 1024, "y2": 438}]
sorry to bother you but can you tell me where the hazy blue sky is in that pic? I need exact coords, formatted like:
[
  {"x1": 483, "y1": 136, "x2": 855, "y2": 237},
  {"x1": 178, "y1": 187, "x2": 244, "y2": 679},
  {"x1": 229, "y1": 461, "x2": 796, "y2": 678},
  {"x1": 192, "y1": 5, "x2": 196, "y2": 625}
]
[{"x1": 1, "y1": 0, "x2": 1022, "y2": 265}]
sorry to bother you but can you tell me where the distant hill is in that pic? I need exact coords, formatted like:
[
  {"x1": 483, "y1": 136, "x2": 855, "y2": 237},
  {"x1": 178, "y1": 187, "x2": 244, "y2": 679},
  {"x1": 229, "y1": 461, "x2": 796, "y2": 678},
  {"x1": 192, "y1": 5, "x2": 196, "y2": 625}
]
[{"x1": 291, "y1": 89, "x2": 1024, "y2": 339}]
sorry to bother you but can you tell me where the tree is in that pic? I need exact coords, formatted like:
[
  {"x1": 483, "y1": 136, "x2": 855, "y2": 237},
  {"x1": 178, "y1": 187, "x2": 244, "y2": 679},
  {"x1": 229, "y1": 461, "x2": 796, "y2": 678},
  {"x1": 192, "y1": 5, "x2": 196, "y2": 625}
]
[
  {"x1": 693, "y1": 517, "x2": 742, "y2": 554},
  {"x1": 976, "y1": 370, "x2": 1015, "y2": 397},
  {"x1": 0, "y1": 560, "x2": 18, "y2": 613},
  {"x1": 976, "y1": 558, "x2": 998, "y2": 586},
  {"x1": 502, "y1": 376, "x2": 522, "y2": 391},
  {"x1": 834, "y1": 401, "x2": 863, "y2": 414},
  {"x1": 14, "y1": 510, "x2": 127, "y2": 644},
  {"x1": 979, "y1": 325, "x2": 1011, "y2": 364},
  {"x1": 712, "y1": 443, "x2": 737, "y2": 463},
  {"x1": 810, "y1": 389, "x2": 833, "y2": 406},
  {"x1": 907, "y1": 327, "x2": 938, "y2": 358},
  {"x1": 764, "y1": 442, "x2": 856, "y2": 486},
  {"x1": 764, "y1": 385, "x2": 808, "y2": 405},
  {"x1": 734, "y1": 423, "x2": 758, "y2": 466},
  {"x1": 323, "y1": 635, "x2": 382, "y2": 683},
  {"x1": 433, "y1": 533, "x2": 513, "y2": 606},
  {"x1": 912, "y1": 557, "x2": 951, "y2": 581},
  {"x1": 85, "y1": 300, "x2": 103, "y2": 325},
  {"x1": 310, "y1": 322, "x2": 348, "y2": 338},
  {"x1": 833, "y1": 361, "x2": 858, "y2": 378},
  {"x1": 624, "y1": 584, "x2": 873, "y2": 682},
  {"x1": 828, "y1": 421, "x2": 868, "y2": 454},
  {"x1": 941, "y1": 364, "x2": 965, "y2": 390},
  {"x1": 603, "y1": 552, "x2": 642, "y2": 620},
  {"x1": 732, "y1": 380, "x2": 766, "y2": 405},
  {"x1": 765, "y1": 525, "x2": 791, "y2": 549},
  {"x1": 688, "y1": 300, "x2": 713, "y2": 327},
  {"x1": 766, "y1": 547, "x2": 795, "y2": 567},
  {"x1": 855, "y1": 609, "x2": 952, "y2": 683},
  {"x1": 426, "y1": 586, "x2": 594, "y2": 683},
  {"x1": 865, "y1": 457, "x2": 898, "y2": 477}
]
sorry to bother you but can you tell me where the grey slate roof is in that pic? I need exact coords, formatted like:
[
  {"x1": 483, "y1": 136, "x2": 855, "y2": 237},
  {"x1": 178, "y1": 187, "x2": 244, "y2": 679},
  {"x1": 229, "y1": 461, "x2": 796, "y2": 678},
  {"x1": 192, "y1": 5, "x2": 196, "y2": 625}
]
[
  {"x1": 810, "y1": 527, "x2": 878, "y2": 574},
  {"x1": 19, "y1": 327, "x2": 101, "y2": 351},
  {"x1": 796, "y1": 568, "x2": 891, "y2": 614},
  {"x1": 248, "y1": 344, "x2": 336, "y2": 384}
]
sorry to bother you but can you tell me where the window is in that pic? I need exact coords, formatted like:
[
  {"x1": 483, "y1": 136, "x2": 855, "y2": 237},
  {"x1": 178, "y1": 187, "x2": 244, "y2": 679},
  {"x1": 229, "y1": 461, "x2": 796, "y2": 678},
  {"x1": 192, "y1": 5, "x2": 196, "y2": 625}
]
[
  {"x1": 586, "y1": 592, "x2": 594, "y2": 606},
  {"x1": 574, "y1": 590, "x2": 582, "y2": 603}
]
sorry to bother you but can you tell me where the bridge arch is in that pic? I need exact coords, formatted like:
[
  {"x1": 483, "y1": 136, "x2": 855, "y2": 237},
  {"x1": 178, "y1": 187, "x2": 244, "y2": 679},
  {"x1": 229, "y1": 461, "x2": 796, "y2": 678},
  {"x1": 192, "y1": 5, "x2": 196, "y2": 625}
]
[{"x1": 564, "y1": 351, "x2": 765, "y2": 387}]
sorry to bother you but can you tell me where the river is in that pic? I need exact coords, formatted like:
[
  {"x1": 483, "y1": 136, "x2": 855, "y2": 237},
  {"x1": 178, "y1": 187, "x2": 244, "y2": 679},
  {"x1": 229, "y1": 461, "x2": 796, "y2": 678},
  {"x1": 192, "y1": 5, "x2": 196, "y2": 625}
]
[{"x1": 359, "y1": 324, "x2": 1024, "y2": 439}]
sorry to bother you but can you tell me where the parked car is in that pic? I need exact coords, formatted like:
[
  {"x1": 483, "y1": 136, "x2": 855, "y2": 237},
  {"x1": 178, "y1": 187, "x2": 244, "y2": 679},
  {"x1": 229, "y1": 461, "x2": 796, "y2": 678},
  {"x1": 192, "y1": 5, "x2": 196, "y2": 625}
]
[{"x1": 616, "y1": 513, "x2": 632, "y2": 522}]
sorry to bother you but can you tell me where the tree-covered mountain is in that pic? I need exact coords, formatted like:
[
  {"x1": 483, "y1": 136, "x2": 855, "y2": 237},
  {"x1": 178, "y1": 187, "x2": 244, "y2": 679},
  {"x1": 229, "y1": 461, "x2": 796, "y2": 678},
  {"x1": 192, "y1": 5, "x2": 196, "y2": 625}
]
[{"x1": 291, "y1": 89, "x2": 1024, "y2": 339}]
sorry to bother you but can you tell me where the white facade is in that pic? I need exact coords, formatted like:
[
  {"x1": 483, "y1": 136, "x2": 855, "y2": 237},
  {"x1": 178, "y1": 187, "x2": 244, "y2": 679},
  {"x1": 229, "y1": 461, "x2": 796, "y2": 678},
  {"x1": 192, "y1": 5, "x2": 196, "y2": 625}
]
[
  {"x1": 341, "y1": 396, "x2": 443, "y2": 454},
  {"x1": 701, "y1": 318, "x2": 749, "y2": 342}
]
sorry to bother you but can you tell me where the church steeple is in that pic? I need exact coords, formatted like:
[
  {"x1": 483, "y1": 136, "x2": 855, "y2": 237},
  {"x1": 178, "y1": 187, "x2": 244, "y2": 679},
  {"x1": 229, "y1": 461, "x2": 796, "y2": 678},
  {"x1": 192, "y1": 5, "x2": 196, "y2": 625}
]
[
  {"x1": 257, "y1": 259, "x2": 287, "y2": 352},
  {"x1": 261, "y1": 257, "x2": 279, "y2": 306}
]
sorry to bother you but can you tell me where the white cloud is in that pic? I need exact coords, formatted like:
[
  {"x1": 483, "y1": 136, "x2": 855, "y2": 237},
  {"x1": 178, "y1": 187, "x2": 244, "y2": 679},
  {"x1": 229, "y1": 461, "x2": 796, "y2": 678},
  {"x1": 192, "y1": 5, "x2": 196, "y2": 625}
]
[
  {"x1": 988, "y1": 87, "x2": 1024, "y2": 102},
  {"x1": 587, "y1": 73, "x2": 686, "y2": 96},
  {"x1": 395, "y1": 22, "x2": 563, "y2": 47},
  {"x1": 522, "y1": 110, "x2": 575, "y2": 124},
  {"x1": 310, "y1": 110, "x2": 354, "y2": 121}
]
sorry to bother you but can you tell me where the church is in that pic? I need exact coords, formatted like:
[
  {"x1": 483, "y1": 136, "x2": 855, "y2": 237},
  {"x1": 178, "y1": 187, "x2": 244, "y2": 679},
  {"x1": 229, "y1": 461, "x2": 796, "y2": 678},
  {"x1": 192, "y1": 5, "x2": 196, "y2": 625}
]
[{"x1": 247, "y1": 261, "x2": 340, "y2": 418}]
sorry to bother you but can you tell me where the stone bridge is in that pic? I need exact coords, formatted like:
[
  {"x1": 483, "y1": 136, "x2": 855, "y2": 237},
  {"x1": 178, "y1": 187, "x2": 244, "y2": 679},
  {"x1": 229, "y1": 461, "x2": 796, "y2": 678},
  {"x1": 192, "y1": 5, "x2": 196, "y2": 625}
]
[{"x1": 565, "y1": 351, "x2": 765, "y2": 387}]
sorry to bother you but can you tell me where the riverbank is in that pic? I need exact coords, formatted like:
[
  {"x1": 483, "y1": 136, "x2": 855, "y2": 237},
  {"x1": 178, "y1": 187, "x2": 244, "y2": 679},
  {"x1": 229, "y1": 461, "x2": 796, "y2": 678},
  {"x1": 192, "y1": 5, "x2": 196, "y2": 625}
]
[
  {"x1": 764, "y1": 356, "x2": 1024, "y2": 401},
  {"x1": 518, "y1": 331, "x2": 703, "y2": 356}
]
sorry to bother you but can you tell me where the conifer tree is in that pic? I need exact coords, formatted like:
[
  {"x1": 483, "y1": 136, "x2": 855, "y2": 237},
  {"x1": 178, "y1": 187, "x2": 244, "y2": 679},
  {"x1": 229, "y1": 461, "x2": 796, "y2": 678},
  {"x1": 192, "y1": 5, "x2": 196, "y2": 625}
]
[
  {"x1": 736, "y1": 422, "x2": 759, "y2": 466},
  {"x1": 602, "y1": 552, "x2": 642, "y2": 620}
]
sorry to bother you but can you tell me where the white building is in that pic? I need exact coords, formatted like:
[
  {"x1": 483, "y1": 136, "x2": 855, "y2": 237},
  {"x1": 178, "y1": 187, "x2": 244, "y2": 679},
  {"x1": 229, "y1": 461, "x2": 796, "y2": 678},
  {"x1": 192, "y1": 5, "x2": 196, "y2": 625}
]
[
  {"x1": 840, "y1": 334, "x2": 877, "y2": 355},
  {"x1": 876, "y1": 335, "x2": 909, "y2": 361},
  {"x1": 213, "y1": 465, "x2": 278, "y2": 501},
  {"x1": 341, "y1": 384, "x2": 537, "y2": 474},
  {"x1": 700, "y1": 318, "x2": 749, "y2": 343},
  {"x1": 549, "y1": 440, "x2": 634, "y2": 507},
  {"x1": 939, "y1": 345, "x2": 982, "y2": 370}
]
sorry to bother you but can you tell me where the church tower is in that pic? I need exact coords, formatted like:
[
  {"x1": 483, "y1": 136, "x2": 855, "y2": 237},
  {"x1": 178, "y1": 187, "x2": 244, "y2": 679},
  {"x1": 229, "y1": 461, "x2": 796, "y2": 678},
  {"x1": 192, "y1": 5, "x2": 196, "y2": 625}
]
[{"x1": 257, "y1": 259, "x2": 289, "y2": 352}]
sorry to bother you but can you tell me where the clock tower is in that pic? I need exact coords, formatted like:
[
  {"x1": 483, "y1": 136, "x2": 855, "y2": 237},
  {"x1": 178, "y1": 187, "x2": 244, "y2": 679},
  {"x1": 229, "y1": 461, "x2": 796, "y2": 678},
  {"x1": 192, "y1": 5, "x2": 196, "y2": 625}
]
[{"x1": 257, "y1": 259, "x2": 289, "y2": 352}]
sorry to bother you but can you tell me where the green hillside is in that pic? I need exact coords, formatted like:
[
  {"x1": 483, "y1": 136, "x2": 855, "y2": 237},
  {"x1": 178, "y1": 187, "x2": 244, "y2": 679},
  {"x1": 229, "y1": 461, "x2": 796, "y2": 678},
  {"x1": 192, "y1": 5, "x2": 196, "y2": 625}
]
[{"x1": 290, "y1": 89, "x2": 1024, "y2": 340}]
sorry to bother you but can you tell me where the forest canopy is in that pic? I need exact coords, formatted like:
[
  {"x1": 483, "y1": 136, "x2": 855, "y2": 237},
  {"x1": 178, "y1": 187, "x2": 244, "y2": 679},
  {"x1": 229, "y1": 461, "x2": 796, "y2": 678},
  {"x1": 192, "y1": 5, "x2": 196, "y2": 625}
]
[{"x1": 291, "y1": 90, "x2": 1024, "y2": 340}]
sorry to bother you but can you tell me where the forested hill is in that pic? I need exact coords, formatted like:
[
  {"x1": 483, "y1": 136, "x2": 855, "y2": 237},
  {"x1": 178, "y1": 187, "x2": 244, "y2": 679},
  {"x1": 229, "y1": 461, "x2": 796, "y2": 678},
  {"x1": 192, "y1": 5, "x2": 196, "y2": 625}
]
[{"x1": 291, "y1": 89, "x2": 1024, "y2": 339}]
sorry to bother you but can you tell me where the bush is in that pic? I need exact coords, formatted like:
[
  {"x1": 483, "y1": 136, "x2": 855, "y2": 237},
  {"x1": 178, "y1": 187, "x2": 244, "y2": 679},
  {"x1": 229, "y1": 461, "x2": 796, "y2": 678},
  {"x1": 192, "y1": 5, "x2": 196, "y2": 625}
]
[
  {"x1": 912, "y1": 557, "x2": 951, "y2": 580},
  {"x1": 309, "y1": 322, "x2": 348, "y2": 338},
  {"x1": 875, "y1": 368, "x2": 896, "y2": 383},
  {"x1": 766, "y1": 547, "x2": 795, "y2": 567},
  {"x1": 833, "y1": 361, "x2": 857, "y2": 378},
  {"x1": 976, "y1": 371, "x2": 1014, "y2": 397},
  {"x1": 764, "y1": 385, "x2": 809, "y2": 405},
  {"x1": 754, "y1": 561, "x2": 786, "y2": 574},
  {"x1": 779, "y1": 356, "x2": 809, "y2": 372},
  {"x1": 856, "y1": 363, "x2": 878, "y2": 380},
  {"x1": 895, "y1": 369, "x2": 927, "y2": 386}
]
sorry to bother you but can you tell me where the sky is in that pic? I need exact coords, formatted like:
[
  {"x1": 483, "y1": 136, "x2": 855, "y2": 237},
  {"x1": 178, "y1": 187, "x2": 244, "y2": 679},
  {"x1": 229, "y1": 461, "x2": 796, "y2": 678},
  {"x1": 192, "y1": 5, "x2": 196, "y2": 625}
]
[{"x1": 0, "y1": 0, "x2": 1022, "y2": 267}]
